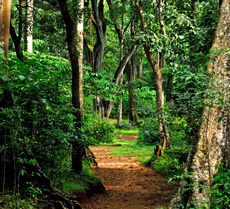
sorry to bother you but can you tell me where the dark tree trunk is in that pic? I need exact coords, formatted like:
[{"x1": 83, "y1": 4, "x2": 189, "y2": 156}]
[
  {"x1": 191, "y1": 0, "x2": 196, "y2": 12},
  {"x1": 10, "y1": 22, "x2": 23, "y2": 61},
  {"x1": 170, "y1": 0, "x2": 230, "y2": 207},
  {"x1": 58, "y1": 0, "x2": 84, "y2": 173},
  {"x1": 103, "y1": 46, "x2": 136, "y2": 118},
  {"x1": 83, "y1": 0, "x2": 107, "y2": 116}
]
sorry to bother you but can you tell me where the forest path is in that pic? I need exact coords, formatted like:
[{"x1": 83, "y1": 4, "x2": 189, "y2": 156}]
[{"x1": 79, "y1": 134, "x2": 178, "y2": 209}]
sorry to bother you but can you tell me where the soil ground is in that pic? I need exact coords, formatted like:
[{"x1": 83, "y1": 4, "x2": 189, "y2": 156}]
[{"x1": 79, "y1": 135, "x2": 179, "y2": 209}]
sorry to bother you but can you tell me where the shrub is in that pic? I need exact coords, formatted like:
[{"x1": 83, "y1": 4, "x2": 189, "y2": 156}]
[
  {"x1": 147, "y1": 149, "x2": 188, "y2": 176},
  {"x1": 209, "y1": 164, "x2": 230, "y2": 209},
  {"x1": 138, "y1": 118, "x2": 159, "y2": 145},
  {"x1": 84, "y1": 114, "x2": 117, "y2": 144}
]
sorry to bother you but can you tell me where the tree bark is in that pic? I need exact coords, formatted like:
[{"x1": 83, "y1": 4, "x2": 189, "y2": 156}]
[
  {"x1": 104, "y1": 46, "x2": 136, "y2": 118},
  {"x1": 0, "y1": 0, "x2": 12, "y2": 58},
  {"x1": 135, "y1": 0, "x2": 170, "y2": 149},
  {"x1": 170, "y1": 0, "x2": 230, "y2": 208},
  {"x1": 128, "y1": 21, "x2": 138, "y2": 125},
  {"x1": 58, "y1": 0, "x2": 84, "y2": 173},
  {"x1": 26, "y1": 0, "x2": 33, "y2": 53},
  {"x1": 137, "y1": 58, "x2": 143, "y2": 78},
  {"x1": 10, "y1": 22, "x2": 23, "y2": 61},
  {"x1": 117, "y1": 76, "x2": 123, "y2": 125}
]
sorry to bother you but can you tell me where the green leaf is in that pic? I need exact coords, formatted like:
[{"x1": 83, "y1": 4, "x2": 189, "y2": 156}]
[
  {"x1": 1, "y1": 75, "x2": 10, "y2": 82},
  {"x1": 213, "y1": 175, "x2": 221, "y2": 181},
  {"x1": 0, "y1": 48, "x2": 4, "y2": 55},
  {"x1": 18, "y1": 75, "x2": 26, "y2": 81}
]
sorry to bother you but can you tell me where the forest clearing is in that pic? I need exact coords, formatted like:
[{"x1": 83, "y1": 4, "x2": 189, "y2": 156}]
[{"x1": 1, "y1": 0, "x2": 230, "y2": 209}]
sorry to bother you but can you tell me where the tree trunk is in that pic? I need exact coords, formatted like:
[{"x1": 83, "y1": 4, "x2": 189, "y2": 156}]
[
  {"x1": 117, "y1": 76, "x2": 123, "y2": 125},
  {"x1": 0, "y1": 0, "x2": 12, "y2": 58},
  {"x1": 10, "y1": 22, "x2": 23, "y2": 61},
  {"x1": 26, "y1": 0, "x2": 33, "y2": 53},
  {"x1": 135, "y1": 0, "x2": 170, "y2": 149},
  {"x1": 170, "y1": 0, "x2": 230, "y2": 208},
  {"x1": 103, "y1": 46, "x2": 136, "y2": 118},
  {"x1": 10, "y1": 0, "x2": 23, "y2": 60},
  {"x1": 128, "y1": 21, "x2": 137, "y2": 125},
  {"x1": 58, "y1": 0, "x2": 84, "y2": 173},
  {"x1": 137, "y1": 58, "x2": 143, "y2": 78}
]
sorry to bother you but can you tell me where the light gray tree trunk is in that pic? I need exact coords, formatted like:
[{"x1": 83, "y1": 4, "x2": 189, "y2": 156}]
[
  {"x1": 0, "y1": 0, "x2": 12, "y2": 58},
  {"x1": 170, "y1": 0, "x2": 230, "y2": 208},
  {"x1": 117, "y1": 76, "x2": 123, "y2": 125},
  {"x1": 26, "y1": 0, "x2": 33, "y2": 53},
  {"x1": 137, "y1": 58, "x2": 143, "y2": 78}
]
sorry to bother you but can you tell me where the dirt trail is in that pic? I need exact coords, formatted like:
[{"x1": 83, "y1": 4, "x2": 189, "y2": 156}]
[{"x1": 79, "y1": 135, "x2": 178, "y2": 209}]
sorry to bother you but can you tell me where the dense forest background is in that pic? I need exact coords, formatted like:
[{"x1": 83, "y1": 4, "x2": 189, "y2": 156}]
[{"x1": 0, "y1": 0, "x2": 230, "y2": 208}]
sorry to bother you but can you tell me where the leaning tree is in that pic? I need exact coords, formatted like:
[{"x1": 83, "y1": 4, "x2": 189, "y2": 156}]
[{"x1": 170, "y1": 0, "x2": 230, "y2": 208}]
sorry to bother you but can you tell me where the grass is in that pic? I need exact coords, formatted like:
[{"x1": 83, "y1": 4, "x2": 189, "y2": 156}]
[
  {"x1": 54, "y1": 159, "x2": 102, "y2": 194},
  {"x1": 108, "y1": 143, "x2": 153, "y2": 157},
  {"x1": 115, "y1": 128, "x2": 139, "y2": 135},
  {"x1": 135, "y1": 156, "x2": 151, "y2": 163}
]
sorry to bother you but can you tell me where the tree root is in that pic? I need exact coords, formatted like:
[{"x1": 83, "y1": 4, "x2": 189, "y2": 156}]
[{"x1": 27, "y1": 146, "x2": 82, "y2": 209}]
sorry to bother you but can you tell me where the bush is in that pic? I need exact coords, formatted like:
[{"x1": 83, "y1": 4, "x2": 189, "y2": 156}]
[
  {"x1": 209, "y1": 164, "x2": 230, "y2": 209},
  {"x1": 138, "y1": 118, "x2": 159, "y2": 145},
  {"x1": 147, "y1": 149, "x2": 188, "y2": 176},
  {"x1": 84, "y1": 114, "x2": 117, "y2": 144},
  {"x1": 116, "y1": 121, "x2": 135, "y2": 130}
]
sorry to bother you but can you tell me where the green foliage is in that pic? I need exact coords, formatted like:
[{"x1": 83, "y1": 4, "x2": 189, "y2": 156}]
[
  {"x1": 0, "y1": 194, "x2": 44, "y2": 209},
  {"x1": 209, "y1": 164, "x2": 230, "y2": 209},
  {"x1": 54, "y1": 159, "x2": 102, "y2": 195},
  {"x1": 83, "y1": 71, "x2": 120, "y2": 101},
  {"x1": 138, "y1": 118, "x2": 159, "y2": 145},
  {"x1": 150, "y1": 152, "x2": 185, "y2": 177},
  {"x1": 84, "y1": 114, "x2": 117, "y2": 144},
  {"x1": 135, "y1": 86, "x2": 156, "y2": 118},
  {"x1": 116, "y1": 121, "x2": 136, "y2": 130}
]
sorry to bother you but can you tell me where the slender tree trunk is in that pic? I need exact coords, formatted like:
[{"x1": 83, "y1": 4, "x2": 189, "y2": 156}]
[
  {"x1": 104, "y1": 46, "x2": 136, "y2": 118},
  {"x1": 26, "y1": 0, "x2": 33, "y2": 53},
  {"x1": 10, "y1": 0, "x2": 23, "y2": 60},
  {"x1": 135, "y1": 0, "x2": 170, "y2": 149},
  {"x1": 58, "y1": 0, "x2": 84, "y2": 173},
  {"x1": 170, "y1": 0, "x2": 230, "y2": 208},
  {"x1": 0, "y1": 0, "x2": 12, "y2": 58},
  {"x1": 137, "y1": 58, "x2": 143, "y2": 78},
  {"x1": 10, "y1": 22, "x2": 23, "y2": 60},
  {"x1": 128, "y1": 21, "x2": 137, "y2": 125},
  {"x1": 117, "y1": 76, "x2": 123, "y2": 125}
]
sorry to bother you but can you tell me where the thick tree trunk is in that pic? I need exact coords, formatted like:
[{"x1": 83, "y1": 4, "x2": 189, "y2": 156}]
[
  {"x1": 26, "y1": 0, "x2": 33, "y2": 53},
  {"x1": 0, "y1": 0, "x2": 12, "y2": 58},
  {"x1": 135, "y1": 0, "x2": 170, "y2": 149},
  {"x1": 170, "y1": 1, "x2": 230, "y2": 208},
  {"x1": 58, "y1": 0, "x2": 84, "y2": 173}
]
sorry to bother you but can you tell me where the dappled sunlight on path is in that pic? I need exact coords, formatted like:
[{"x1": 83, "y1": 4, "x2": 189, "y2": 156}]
[{"x1": 79, "y1": 138, "x2": 178, "y2": 209}]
